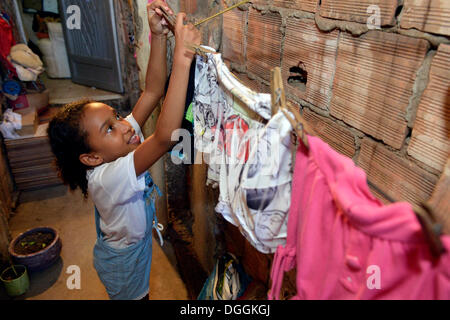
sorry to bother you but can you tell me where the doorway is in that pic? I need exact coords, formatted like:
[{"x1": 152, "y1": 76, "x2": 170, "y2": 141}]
[{"x1": 18, "y1": 0, "x2": 125, "y2": 104}]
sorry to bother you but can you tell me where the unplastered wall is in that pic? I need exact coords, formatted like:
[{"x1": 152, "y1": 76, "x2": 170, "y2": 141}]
[
  {"x1": 221, "y1": 0, "x2": 450, "y2": 231},
  {"x1": 135, "y1": 0, "x2": 449, "y2": 294}
]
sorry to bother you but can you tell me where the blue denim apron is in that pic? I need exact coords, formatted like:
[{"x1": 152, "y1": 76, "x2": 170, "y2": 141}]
[{"x1": 93, "y1": 172, "x2": 163, "y2": 300}]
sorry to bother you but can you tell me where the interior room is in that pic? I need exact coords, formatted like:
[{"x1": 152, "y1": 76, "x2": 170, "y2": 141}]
[{"x1": 0, "y1": 0, "x2": 449, "y2": 303}]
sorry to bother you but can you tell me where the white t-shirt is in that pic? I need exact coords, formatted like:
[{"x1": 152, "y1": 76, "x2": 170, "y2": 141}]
[{"x1": 87, "y1": 114, "x2": 147, "y2": 249}]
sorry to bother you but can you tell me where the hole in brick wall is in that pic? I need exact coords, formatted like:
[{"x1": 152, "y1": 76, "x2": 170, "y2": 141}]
[
  {"x1": 395, "y1": 5, "x2": 404, "y2": 18},
  {"x1": 288, "y1": 62, "x2": 308, "y2": 92}
]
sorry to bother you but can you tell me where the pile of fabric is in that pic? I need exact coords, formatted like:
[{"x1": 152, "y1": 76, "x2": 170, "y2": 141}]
[{"x1": 7, "y1": 44, "x2": 44, "y2": 82}]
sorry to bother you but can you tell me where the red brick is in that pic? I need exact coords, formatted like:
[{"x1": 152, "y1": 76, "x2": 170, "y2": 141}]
[
  {"x1": 282, "y1": 18, "x2": 339, "y2": 110},
  {"x1": 246, "y1": 9, "x2": 283, "y2": 81},
  {"x1": 303, "y1": 108, "x2": 356, "y2": 158},
  {"x1": 408, "y1": 44, "x2": 450, "y2": 172},
  {"x1": 320, "y1": 0, "x2": 398, "y2": 26},
  {"x1": 272, "y1": 0, "x2": 318, "y2": 12},
  {"x1": 222, "y1": 9, "x2": 246, "y2": 65},
  {"x1": 235, "y1": 73, "x2": 270, "y2": 94},
  {"x1": 330, "y1": 31, "x2": 429, "y2": 149},
  {"x1": 358, "y1": 138, "x2": 438, "y2": 207},
  {"x1": 401, "y1": 0, "x2": 450, "y2": 37}
]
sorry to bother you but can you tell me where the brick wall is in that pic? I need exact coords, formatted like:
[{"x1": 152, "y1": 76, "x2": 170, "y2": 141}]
[
  {"x1": 164, "y1": 0, "x2": 450, "y2": 298},
  {"x1": 219, "y1": 0, "x2": 449, "y2": 297},
  {"x1": 222, "y1": 0, "x2": 450, "y2": 216}
]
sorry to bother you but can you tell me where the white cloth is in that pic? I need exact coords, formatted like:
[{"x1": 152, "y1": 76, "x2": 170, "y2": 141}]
[
  {"x1": 193, "y1": 48, "x2": 294, "y2": 253},
  {"x1": 87, "y1": 114, "x2": 147, "y2": 249},
  {"x1": 0, "y1": 109, "x2": 22, "y2": 139}
]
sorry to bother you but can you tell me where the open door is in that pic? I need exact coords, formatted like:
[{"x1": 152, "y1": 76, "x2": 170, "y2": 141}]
[{"x1": 59, "y1": 0, "x2": 124, "y2": 93}]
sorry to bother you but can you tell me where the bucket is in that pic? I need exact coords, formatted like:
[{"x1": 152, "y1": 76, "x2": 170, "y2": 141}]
[{"x1": 0, "y1": 265, "x2": 29, "y2": 297}]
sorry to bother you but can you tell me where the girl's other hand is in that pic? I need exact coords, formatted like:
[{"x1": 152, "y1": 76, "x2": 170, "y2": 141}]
[
  {"x1": 147, "y1": 0, "x2": 172, "y2": 36},
  {"x1": 174, "y1": 13, "x2": 201, "y2": 65}
]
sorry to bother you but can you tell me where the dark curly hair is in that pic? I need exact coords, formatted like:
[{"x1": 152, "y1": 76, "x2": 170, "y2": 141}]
[{"x1": 47, "y1": 99, "x2": 93, "y2": 198}]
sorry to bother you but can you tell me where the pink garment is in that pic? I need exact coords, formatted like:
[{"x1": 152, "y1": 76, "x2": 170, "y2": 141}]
[{"x1": 269, "y1": 136, "x2": 450, "y2": 300}]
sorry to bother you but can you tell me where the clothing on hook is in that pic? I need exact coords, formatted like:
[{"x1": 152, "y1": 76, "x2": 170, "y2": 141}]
[
  {"x1": 271, "y1": 67, "x2": 313, "y2": 149},
  {"x1": 270, "y1": 65, "x2": 444, "y2": 257},
  {"x1": 269, "y1": 135, "x2": 450, "y2": 300}
]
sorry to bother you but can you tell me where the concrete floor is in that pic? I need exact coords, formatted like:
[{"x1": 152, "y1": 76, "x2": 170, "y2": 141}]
[
  {"x1": 41, "y1": 74, "x2": 123, "y2": 105},
  {"x1": 1, "y1": 184, "x2": 188, "y2": 300}
]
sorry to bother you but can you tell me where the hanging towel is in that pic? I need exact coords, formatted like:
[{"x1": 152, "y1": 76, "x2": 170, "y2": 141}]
[{"x1": 269, "y1": 136, "x2": 450, "y2": 300}]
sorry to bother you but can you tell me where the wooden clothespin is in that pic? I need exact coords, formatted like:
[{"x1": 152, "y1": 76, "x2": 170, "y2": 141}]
[
  {"x1": 270, "y1": 67, "x2": 285, "y2": 115},
  {"x1": 271, "y1": 67, "x2": 314, "y2": 149},
  {"x1": 159, "y1": 5, "x2": 176, "y2": 31},
  {"x1": 414, "y1": 202, "x2": 446, "y2": 258},
  {"x1": 184, "y1": 42, "x2": 218, "y2": 60}
]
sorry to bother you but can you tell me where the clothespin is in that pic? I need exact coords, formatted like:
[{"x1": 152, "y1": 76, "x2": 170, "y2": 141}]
[
  {"x1": 159, "y1": 5, "x2": 176, "y2": 31},
  {"x1": 271, "y1": 67, "x2": 313, "y2": 149},
  {"x1": 414, "y1": 202, "x2": 445, "y2": 259},
  {"x1": 184, "y1": 42, "x2": 217, "y2": 60},
  {"x1": 270, "y1": 67, "x2": 285, "y2": 115}
]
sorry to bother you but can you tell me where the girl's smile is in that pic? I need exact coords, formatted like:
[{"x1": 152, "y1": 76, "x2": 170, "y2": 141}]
[{"x1": 80, "y1": 102, "x2": 141, "y2": 165}]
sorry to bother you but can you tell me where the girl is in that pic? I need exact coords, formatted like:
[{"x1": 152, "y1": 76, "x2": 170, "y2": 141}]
[{"x1": 47, "y1": 1, "x2": 200, "y2": 300}]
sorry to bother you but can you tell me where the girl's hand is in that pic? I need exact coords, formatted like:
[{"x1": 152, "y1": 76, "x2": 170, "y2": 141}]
[
  {"x1": 147, "y1": 0, "x2": 172, "y2": 36},
  {"x1": 174, "y1": 13, "x2": 201, "y2": 65}
]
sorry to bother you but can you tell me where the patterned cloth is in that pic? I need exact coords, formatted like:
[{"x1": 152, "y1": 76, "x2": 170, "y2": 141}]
[
  {"x1": 193, "y1": 47, "x2": 294, "y2": 253},
  {"x1": 93, "y1": 172, "x2": 162, "y2": 300}
]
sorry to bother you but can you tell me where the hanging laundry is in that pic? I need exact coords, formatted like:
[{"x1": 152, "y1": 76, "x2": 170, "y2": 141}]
[
  {"x1": 269, "y1": 136, "x2": 450, "y2": 300},
  {"x1": 192, "y1": 47, "x2": 294, "y2": 253}
]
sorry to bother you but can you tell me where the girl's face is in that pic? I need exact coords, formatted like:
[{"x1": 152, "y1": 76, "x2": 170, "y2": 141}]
[{"x1": 80, "y1": 102, "x2": 141, "y2": 165}]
